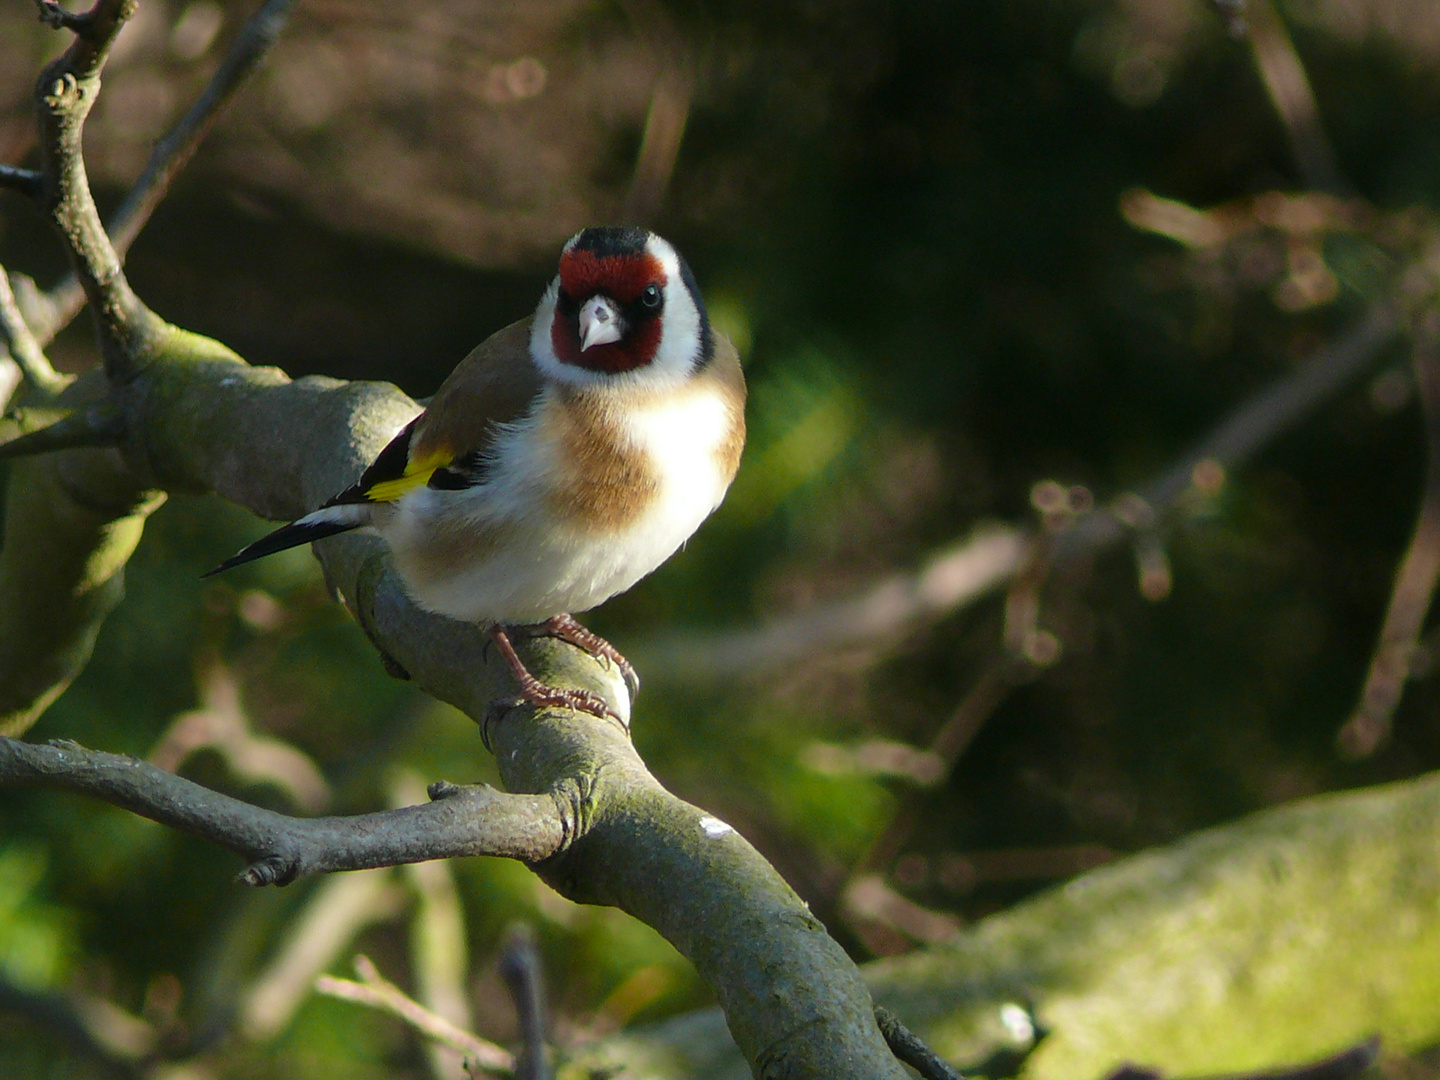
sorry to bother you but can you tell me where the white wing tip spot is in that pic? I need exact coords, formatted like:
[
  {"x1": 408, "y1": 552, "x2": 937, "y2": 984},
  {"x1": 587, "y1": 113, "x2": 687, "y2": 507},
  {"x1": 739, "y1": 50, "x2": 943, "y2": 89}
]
[{"x1": 699, "y1": 815, "x2": 733, "y2": 838}]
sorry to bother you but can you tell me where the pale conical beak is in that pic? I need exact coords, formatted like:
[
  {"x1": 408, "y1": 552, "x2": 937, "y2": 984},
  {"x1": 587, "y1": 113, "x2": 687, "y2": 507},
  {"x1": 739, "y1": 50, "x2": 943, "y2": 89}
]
[{"x1": 578, "y1": 295, "x2": 625, "y2": 351}]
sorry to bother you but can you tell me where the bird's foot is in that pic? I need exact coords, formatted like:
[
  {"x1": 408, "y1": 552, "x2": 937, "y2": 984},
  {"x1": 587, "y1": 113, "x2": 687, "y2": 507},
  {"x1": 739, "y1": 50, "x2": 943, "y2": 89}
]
[
  {"x1": 486, "y1": 625, "x2": 624, "y2": 732},
  {"x1": 527, "y1": 613, "x2": 640, "y2": 700}
]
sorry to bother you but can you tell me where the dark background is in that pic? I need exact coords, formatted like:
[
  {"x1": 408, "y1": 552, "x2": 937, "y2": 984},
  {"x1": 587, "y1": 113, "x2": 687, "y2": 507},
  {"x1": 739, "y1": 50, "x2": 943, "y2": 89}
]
[{"x1": 1, "y1": 0, "x2": 1437, "y2": 1075}]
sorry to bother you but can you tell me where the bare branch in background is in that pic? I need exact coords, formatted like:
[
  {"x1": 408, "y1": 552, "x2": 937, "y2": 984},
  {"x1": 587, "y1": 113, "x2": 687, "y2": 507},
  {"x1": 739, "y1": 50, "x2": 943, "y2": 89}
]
[
  {"x1": 619, "y1": 0, "x2": 694, "y2": 225},
  {"x1": 240, "y1": 869, "x2": 408, "y2": 1041},
  {"x1": 1242, "y1": 0, "x2": 1347, "y2": 194},
  {"x1": 642, "y1": 525, "x2": 1026, "y2": 679},
  {"x1": 1104, "y1": 1037, "x2": 1380, "y2": 1080},
  {"x1": 840, "y1": 655, "x2": 1020, "y2": 949},
  {"x1": 317, "y1": 955, "x2": 515, "y2": 1076},
  {"x1": 0, "y1": 266, "x2": 65, "y2": 398},
  {"x1": 500, "y1": 924, "x2": 552, "y2": 1080},
  {"x1": 393, "y1": 771, "x2": 477, "y2": 1080},
  {"x1": 149, "y1": 659, "x2": 332, "y2": 813},
  {"x1": 1339, "y1": 307, "x2": 1440, "y2": 758},
  {"x1": 653, "y1": 304, "x2": 1402, "y2": 681},
  {"x1": 0, "y1": 977, "x2": 149, "y2": 1080},
  {"x1": 0, "y1": 164, "x2": 44, "y2": 197},
  {"x1": 28, "y1": 0, "x2": 302, "y2": 347}
]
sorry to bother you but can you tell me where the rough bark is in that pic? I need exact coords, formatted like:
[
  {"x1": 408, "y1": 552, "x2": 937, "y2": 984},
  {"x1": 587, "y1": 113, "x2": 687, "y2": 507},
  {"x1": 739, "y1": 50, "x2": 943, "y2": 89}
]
[{"x1": 569, "y1": 771, "x2": 1440, "y2": 1079}]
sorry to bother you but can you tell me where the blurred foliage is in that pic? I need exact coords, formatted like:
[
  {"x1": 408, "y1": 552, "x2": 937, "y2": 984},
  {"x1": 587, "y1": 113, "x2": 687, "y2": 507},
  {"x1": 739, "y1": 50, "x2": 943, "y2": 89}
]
[{"x1": 2, "y1": 0, "x2": 1440, "y2": 1075}]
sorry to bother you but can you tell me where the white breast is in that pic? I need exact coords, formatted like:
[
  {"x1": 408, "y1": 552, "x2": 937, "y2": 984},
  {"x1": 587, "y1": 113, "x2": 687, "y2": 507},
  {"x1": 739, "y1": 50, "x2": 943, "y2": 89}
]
[{"x1": 382, "y1": 386, "x2": 735, "y2": 624}]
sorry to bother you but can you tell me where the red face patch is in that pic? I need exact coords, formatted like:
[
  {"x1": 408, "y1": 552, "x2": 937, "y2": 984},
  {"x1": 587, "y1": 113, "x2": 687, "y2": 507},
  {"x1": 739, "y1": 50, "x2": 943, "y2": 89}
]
[
  {"x1": 558, "y1": 250, "x2": 665, "y2": 305},
  {"x1": 552, "y1": 250, "x2": 668, "y2": 373}
]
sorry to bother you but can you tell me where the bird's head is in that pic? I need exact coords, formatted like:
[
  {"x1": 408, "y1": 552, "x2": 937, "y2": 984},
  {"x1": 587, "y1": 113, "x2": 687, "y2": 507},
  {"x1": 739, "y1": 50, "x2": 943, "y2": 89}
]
[{"x1": 530, "y1": 227, "x2": 712, "y2": 387}]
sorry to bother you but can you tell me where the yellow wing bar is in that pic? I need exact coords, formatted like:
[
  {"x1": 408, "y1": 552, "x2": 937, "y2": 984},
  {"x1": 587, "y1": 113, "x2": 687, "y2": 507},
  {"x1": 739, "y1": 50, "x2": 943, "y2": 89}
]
[{"x1": 365, "y1": 447, "x2": 453, "y2": 502}]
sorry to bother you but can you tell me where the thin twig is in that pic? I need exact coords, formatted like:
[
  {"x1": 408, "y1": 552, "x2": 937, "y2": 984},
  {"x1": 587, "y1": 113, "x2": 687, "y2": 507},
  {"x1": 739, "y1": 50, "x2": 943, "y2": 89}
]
[
  {"x1": 500, "y1": 925, "x2": 551, "y2": 1080},
  {"x1": 393, "y1": 771, "x2": 476, "y2": 1080},
  {"x1": 240, "y1": 870, "x2": 407, "y2": 1040},
  {"x1": 874, "y1": 1006, "x2": 967, "y2": 1080},
  {"x1": 619, "y1": 0, "x2": 693, "y2": 224},
  {"x1": 28, "y1": 0, "x2": 164, "y2": 380},
  {"x1": 35, "y1": 0, "x2": 104, "y2": 36},
  {"x1": 1243, "y1": 0, "x2": 1347, "y2": 194},
  {"x1": 0, "y1": 266, "x2": 67, "y2": 398},
  {"x1": 1339, "y1": 308, "x2": 1440, "y2": 757},
  {"x1": 316, "y1": 955, "x2": 515, "y2": 1075},
  {"x1": 0, "y1": 164, "x2": 44, "y2": 197},
  {"x1": 841, "y1": 656, "x2": 1023, "y2": 947},
  {"x1": 1105, "y1": 1036, "x2": 1380, "y2": 1080},
  {"x1": 31, "y1": 0, "x2": 302, "y2": 347}
]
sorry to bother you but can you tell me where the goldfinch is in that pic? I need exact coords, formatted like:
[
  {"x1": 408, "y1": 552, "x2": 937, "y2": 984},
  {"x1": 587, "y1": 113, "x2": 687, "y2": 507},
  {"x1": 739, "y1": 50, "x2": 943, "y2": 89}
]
[{"x1": 210, "y1": 227, "x2": 746, "y2": 721}]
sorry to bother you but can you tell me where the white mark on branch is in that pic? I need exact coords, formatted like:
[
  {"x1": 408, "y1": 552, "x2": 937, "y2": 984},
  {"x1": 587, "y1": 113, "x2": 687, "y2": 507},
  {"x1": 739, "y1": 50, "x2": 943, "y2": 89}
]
[
  {"x1": 699, "y1": 815, "x2": 733, "y2": 838},
  {"x1": 999, "y1": 1002, "x2": 1035, "y2": 1043}
]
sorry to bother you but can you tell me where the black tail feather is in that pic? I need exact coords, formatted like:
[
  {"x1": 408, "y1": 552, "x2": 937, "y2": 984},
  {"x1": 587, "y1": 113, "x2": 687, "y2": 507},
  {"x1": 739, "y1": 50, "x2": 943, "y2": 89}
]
[{"x1": 203, "y1": 519, "x2": 360, "y2": 578}]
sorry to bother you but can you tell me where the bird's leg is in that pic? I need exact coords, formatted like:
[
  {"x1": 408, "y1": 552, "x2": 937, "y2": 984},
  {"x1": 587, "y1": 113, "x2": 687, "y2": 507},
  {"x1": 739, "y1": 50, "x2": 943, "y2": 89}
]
[
  {"x1": 486, "y1": 624, "x2": 623, "y2": 727},
  {"x1": 529, "y1": 613, "x2": 640, "y2": 700}
]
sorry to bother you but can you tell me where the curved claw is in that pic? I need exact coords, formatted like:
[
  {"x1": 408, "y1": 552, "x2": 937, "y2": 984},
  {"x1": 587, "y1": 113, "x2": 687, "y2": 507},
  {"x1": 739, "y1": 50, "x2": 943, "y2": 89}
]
[
  {"x1": 620, "y1": 662, "x2": 641, "y2": 702},
  {"x1": 532, "y1": 614, "x2": 640, "y2": 705},
  {"x1": 485, "y1": 624, "x2": 628, "y2": 738}
]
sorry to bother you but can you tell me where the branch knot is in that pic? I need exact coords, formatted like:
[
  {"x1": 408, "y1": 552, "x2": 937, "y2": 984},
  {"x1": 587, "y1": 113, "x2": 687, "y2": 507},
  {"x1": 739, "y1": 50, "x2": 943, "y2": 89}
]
[
  {"x1": 238, "y1": 852, "x2": 300, "y2": 888},
  {"x1": 547, "y1": 773, "x2": 599, "y2": 857}
]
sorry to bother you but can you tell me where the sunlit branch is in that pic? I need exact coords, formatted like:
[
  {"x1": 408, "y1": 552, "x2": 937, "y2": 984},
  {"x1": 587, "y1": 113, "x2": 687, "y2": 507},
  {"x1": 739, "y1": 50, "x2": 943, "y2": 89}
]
[
  {"x1": 317, "y1": 955, "x2": 515, "y2": 1075},
  {"x1": 240, "y1": 872, "x2": 408, "y2": 1040},
  {"x1": 1339, "y1": 307, "x2": 1440, "y2": 757},
  {"x1": 1243, "y1": 0, "x2": 1347, "y2": 194},
  {"x1": 0, "y1": 267, "x2": 65, "y2": 398}
]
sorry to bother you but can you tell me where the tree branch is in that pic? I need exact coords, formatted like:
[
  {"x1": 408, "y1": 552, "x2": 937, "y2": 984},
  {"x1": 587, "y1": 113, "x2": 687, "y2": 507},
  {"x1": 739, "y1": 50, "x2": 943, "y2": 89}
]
[
  {"x1": 0, "y1": 164, "x2": 44, "y2": 198},
  {"x1": 29, "y1": 0, "x2": 166, "y2": 378},
  {"x1": 317, "y1": 955, "x2": 515, "y2": 1075},
  {"x1": 874, "y1": 1006, "x2": 966, "y2": 1080},
  {"x1": 1338, "y1": 306, "x2": 1440, "y2": 757},
  {"x1": 0, "y1": 737, "x2": 567, "y2": 882},
  {"x1": 1242, "y1": 0, "x2": 1347, "y2": 194},
  {"x1": 0, "y1": 265, "x2": 66, "y2": 398},
  {"x1": 500, "y1": 925, "x2": 551, "y2": 1080},
  {"x1": 0, "y1": 375, "x2": 162, "y2": 735},
  {"x1": 29, "y1": 0, "x2": 302, "y2": 348}
]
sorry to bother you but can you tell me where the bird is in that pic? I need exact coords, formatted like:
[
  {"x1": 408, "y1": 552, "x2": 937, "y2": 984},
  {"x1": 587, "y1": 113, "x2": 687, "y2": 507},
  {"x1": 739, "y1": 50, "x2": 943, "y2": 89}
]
[{"x1": 208, "y1": 226, "x2": 746, "y2": 723}]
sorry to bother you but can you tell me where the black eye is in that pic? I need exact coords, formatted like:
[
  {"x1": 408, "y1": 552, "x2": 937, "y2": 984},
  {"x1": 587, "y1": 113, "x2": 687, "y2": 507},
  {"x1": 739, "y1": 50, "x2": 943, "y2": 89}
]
[{"x1": 640, "y1": 283, "x2": 663, "y2": 310}]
